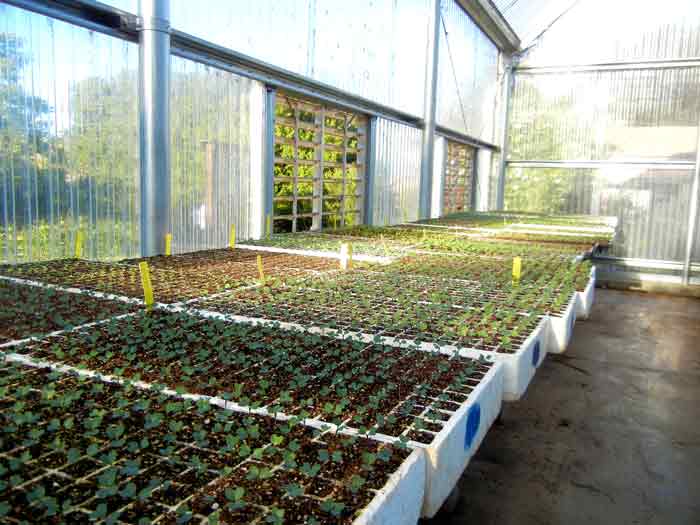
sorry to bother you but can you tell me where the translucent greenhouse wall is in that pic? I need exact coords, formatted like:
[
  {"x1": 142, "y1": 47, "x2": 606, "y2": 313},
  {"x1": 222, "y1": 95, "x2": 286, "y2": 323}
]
[
  {"x1": 505, "y1": 167, "x2": 694, "y2": 261},
  {"x1": 518, "y1": 0, "x2": 700, "y2": 67},
  {"x1": 436, "y1": 0, "x2": 499, "y2": 143},
  {"x1": 0, "y1": 4, "x2": 140, "y2": 263},
  {"x1": 170, "y1": 57, "x2": 264, "y2": 254},
  {"x1": 504, "y1": 0, "x2": 700, "y2": 264},
  {"x1": 509, "y1": 68, "x2": 700, "y2": 163},
  {"x1": 371, "y1": 119, "x2": 422, "y2": 226},
  {"x1": 1, "y1": 1, "x2": 506, "y2": 262},
  {"x1": 168, "y1": 0, "x2": 431, "y2": 118}
]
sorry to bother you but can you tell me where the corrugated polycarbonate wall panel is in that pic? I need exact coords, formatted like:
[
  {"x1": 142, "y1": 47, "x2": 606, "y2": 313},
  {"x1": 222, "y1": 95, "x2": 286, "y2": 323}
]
[
  {"x1": 519, "y1": 0, "x2": 700, "y2": 67},
  {"x1": 504, "y1": 166, "x2": 695, "y2": 261},
  {"x1": 170, "y1": 0, "x2": 430, "y2": 117},
  {"x1": 170, "y1": 57, "x2": 264, "y2": 254},
  {"x1": 436, "y1": 0, "x2": 499, "y2": 142},
  {"x1": 509, "y1": 68, "x2": 700, "y2": 162},
  {"x1": 0, "y1": 4, "x2": 139, "y2": 263},
  {"x1": 371, "y1": 119, "x2": 422, "y2": 225}
]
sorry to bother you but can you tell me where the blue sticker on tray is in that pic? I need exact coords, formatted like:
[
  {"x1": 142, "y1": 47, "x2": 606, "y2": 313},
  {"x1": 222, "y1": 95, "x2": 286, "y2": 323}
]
[
  {"x1": 464, "y1": 403, "x2": 481, "y2": 450},
  {"x1": 531, "y1": 340, "x2": 541, "y2": 367}
]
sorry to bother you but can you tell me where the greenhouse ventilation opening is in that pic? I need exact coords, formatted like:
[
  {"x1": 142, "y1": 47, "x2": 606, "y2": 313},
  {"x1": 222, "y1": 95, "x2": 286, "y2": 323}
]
[{"x1": 0, "y1": 1, "x2": 699, "y2": 524}]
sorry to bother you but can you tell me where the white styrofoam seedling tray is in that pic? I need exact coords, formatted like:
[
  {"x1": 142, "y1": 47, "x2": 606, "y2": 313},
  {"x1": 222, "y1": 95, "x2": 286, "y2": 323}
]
[
  {"x1": 354, "y1": 449, "x2": 426, "y2": 525},
  {"x1": 545, "y1": 293, "x2": 577, "y2": 354},
  {"x1": 3, "y1": 348, "x2": 427, "y2": 525},
  {"x1": 7, "y1": 343, "x2": 491, "y2": 523},
  {"x1": 575, "y1": 266, "x2": 596, "y2": 320},
  {"x1": 0, "y1": 274, "x2": 143, "y2": 306},
  {"x1": 509, "y1": 223, "x2": 615, "y2": 234},
  {"x1": 458, "y1": 317, "x2": 547, "y2": 402},
  {"x1": 418, "y1": 361, "x2": 504, "y2": 518},
  {"x1": 235, "y1": 243, "x2": 395, "y2": 264},
  {"x1": 173, "y1": 305, "x2": 507, "y2": 518},
  {"x1": 181, "y1": 303, "x2": 545, "y2": 403}
]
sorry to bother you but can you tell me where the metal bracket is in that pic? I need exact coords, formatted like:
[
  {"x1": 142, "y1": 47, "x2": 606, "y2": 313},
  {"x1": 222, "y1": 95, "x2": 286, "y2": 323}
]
[{"x1": 130, "y1": 14, "x2": 171, "y2": 33}]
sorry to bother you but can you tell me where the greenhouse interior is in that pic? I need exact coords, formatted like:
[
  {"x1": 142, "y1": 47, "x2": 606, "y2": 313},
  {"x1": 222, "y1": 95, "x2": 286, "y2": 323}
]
[{"x1": 0, "y1": 0, "x2": 699, "y2": 524}]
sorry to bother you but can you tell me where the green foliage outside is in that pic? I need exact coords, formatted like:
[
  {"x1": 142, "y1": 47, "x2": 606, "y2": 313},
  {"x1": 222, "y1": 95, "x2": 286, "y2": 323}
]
[{"x1": 1, "y1": 31, "x2": 139, "y2": 263}]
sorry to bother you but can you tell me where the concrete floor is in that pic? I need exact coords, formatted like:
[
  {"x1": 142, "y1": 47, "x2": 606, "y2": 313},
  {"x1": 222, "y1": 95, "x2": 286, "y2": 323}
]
[{"x1": 427, "y1": 289, "x2": 700, "y2": 525}]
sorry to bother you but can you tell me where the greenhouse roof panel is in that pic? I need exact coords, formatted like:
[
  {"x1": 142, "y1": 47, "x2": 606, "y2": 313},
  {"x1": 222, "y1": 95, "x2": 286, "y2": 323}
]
[{"x1": 491, "y1": 0, "x2": 579, "y2": 48}]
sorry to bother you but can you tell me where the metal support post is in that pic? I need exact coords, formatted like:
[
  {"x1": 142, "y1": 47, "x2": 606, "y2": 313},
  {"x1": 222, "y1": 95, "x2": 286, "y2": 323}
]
[
  {"x1": 682, "y1": 125, "x2": 700, "y2": 285},
  {"x1": 364, "y1": 116, "x2": 378, "y2": 225},
  {"x1": 496, "y1": 58, "x2": 514, "y2": 210},
  {"x1": 138, "y1": 0, "x2": 171, "y2": 256},
  {"x1": 419, "y1": 0, "x2": 441, "y2": 220},
  {"x1": 263, "y1": 87, "x2": 277, "y2": 233}
]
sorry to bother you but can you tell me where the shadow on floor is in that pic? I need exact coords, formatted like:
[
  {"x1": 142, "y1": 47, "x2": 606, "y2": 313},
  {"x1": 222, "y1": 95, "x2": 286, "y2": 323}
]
[{"x1": 424, "y1": 289, "x2": 700, "y2": 525}]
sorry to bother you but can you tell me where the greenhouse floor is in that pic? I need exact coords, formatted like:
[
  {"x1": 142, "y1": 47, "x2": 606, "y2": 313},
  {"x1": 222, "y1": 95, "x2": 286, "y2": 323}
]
[{"x1": 428, "y1": 289, "x2": 700, "y2": 525}]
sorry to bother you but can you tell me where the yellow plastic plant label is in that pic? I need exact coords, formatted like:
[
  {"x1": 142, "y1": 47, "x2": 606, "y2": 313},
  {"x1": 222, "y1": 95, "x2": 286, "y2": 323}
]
[
  {"x1": 266, "y1": 215, "x2": 272, "y2": 238},
  {"x1": 164, "y1": 233, "x2": 172, "y2": 256},
  {"x1": 139, "y1": 261, "x2": 154, "y2": 308},
  {"x1": 74, "y1": 231, "x2": 83, "y2": 259},
  {"x1": 257, "y1": 254, "x2": 265, "y2": 282},
  {"x1": 230, "y1": 225, "x2": 236, "y2": 249},
  {"x1": 512, "y1": 256, "x2": 522, "y2": 282},
  {"x1": 347, "y1": 243, "x2": 354, "y2": 269},
  {"x1": 380, "y1": 234, "x2": 389, "y2": 257}
]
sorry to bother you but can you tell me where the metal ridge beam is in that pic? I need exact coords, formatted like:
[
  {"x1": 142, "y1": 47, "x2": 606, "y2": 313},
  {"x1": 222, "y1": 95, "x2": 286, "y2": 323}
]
[
  {"x1": 507, "y1": 160, "x2": 695, "y2": 169},
  {"x1": 456, "y1": 0, "x2": 520, "y2": 53},
  {"x1": 2, "y1": 0, "x2": 138, "y2": 40},
  {"x1": 435, "y1": 125, "x2": 500, "y2": 152},
  {"x1": 516, "y1": 58, "x2": 700, "y2": 74}
]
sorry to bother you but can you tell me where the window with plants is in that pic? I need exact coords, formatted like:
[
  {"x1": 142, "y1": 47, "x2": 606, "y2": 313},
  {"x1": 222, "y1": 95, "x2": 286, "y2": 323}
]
[
  {"x1": 442, "y1": 141, "x2": 475, "y2": 215},
  {"x1": 273, "y1": 93, "x2": 367, "y2": 233}
]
